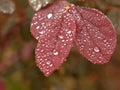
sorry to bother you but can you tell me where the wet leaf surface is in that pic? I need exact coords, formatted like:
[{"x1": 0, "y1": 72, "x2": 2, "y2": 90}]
[
  {"x1": 31, "y1": 1, "x2": 76, "y2": 76},
  {"x1": 30, "y1": 0, "x2": 116, "y2": 76},
  {"x1": 70, "y1": 7, "x2": 116, "y2": 64},
  {"x1": 0, "y1": 0, "x2": 120, "y2": 90}
]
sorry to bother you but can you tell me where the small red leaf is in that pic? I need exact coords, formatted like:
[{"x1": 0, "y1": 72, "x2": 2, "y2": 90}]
[
  {"x1": 70, "y1": 7, "x2": 116, "y2": 64},
  {"x1": 30, "y1": 1, "x2": 76, "y2": 76}
]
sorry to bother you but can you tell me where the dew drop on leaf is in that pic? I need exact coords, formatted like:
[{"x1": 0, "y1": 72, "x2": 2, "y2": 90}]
[
  {"x1": 47, "y1": 13, "x2": 53, "y2": 19},
  {"x1": 94, "y1": 47, "x2": 100, "y2": 53}
]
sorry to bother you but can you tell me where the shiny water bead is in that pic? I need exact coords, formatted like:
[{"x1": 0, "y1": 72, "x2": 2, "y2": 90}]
[
  {"x1": 94, "y1": 47, "x2": 100, "y2": 53},
  {"x1": 47, "y1": 13, "x2": 53, "y2": 19}
]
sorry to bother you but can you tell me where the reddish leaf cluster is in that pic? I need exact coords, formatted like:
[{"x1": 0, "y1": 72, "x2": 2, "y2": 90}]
[{"x1": 30, "y1": 0, "x2": 116, "y2": 76}]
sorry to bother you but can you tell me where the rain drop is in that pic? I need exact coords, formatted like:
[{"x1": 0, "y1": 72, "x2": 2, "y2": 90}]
[
  {"x1": 103, "y1": 39, "x2": 107, "y2": 42},
  {"x1": 47, "y1": 13, "x2": 53, "y2": 19},
  {"x1": 39, "y1": 31, "x2": 44, "y2": 34},
  {"x1": 83, "y1": 40, "x2": 87, "y2": 42},
  {"x1": 46, "y1": 72, "x2": 49, "y2": 75},
  {"x1": 67, "y1": 31, "x2": 72, "y2": 34},
  {"x1": 36, "y1": 26, "x2": 40, "y2": 29},
  {"x1": 36, "y1": 49, "x2": 40, "y2": 51},
  {"x1": 36, "y1": 36, "x2": 39, "y2": 39},
  {"x1": 46, "y1": 61, "x2": 51, "y2": 65},
  {"x1": 94, "y1": 47, "x2": 100, "y2": 52},
  {"x1": 41, "y1": 50, "x2": 44, "y2": 52},
  {"x1": 70, "y1": 38, "x2": 73, "y2": 41},
  {"x1": 31, "y1": 23, "x2": 33, "y2": 26},
  {"x1": 34, "y1": 21, "x2": 38, "y2": 25},
  {"x1": 50, "y1": 64, "x2": 53, "y2": 67},
  {"x1": 59, "y1": 35, "x2": 64, "y2": 39},
  {"x1": 62, "y1": 40, "x2": 65, "y2": 42},
  {"x1": 53, "y1": 50, "x2": 58, "y2": 55},
  {"x1": 37, "y1": 56, "x2": 40, "y2": 58},
  {"x1": 42, "y1": 22, "x2": 45, "y2": 25}
]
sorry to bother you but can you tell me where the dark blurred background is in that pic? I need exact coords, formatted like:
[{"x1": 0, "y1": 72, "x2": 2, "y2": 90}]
[{"x1": 0, "y1": 0, "x2": 120, "y2": 90}]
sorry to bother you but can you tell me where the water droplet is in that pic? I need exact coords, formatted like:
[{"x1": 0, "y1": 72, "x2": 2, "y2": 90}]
[
  {"x1": 46, "y1": 61, "x2": 51, "y2": 65},
  {"x1": 36, "y1": 49, "x2": 39, "y2": 51},
  {"x1": 53, "y1": 50, "x2": 58, "y2": 55},
  {"x1": 39, "y1": 31, "x2": 44, "y2": 34},
  {"x1": 66, "y1": 39, "x2": 69, "y2": 42},
  {"x1": 70, "y1": 38, "x2": 73, "y2": 41},
  {"x1": 94, "y1": 47, "x2": 100, "y2": 52},
  {"x1": 59, "y1": 35, "x2": 64, "y2": 39},
  {"x1": 36, "y1": 36, "x2": 39, "y2": 39},
  {"x1": 34, "y1": 21, "x2": 38, "y2": 25},
  {"x1": 36, "y1": 26, "x2": 40, "y2": 29},
  {"x1": 50, "y1": 64, "x2": 53, "y2": 67},
  {"x1": 47, "y1": 13, "x2": 52, "y2": 19},
  {"x1": 67, "y1": 31, "x2": 72, "y2": 34},
  {"x1": 88, "y1": 48, "x2": 92, "y2": 51},
  {"x1": 83, "y1": 40, "x2": 87, "y2": 42},
  {"x1": 41, "y1": 50, "x2": 44, "y2": 52},
  {"x1": 99, "y1": 56, "x2": 103, "y2": 59},
  {"x1": 97, "y1": 37, "x2": 101, "y2": 39},
  {"x1": 103, "y1": 39, "x2": 107, "y2": 42},
  {"x1": 46, "y1": 72, "x2": 49, "y2": 75},
  {"x1": 62, "y1": 40, "x2": 65, "y2": 42},
  {"x1": 37, "y1": 56, "x2": 40, "y2": 58},
  {"x1": 91, "y1": 55, "x2": 94, "y2": 57},
  {"x1": 42, "y1": 22, "x2": 45, "y2": 25},
  {"x1": 64, "y1": 43, "x2": 67, "y2": 46},
  {"x1": 31, "y1": 23, "x2": 33, "y2": 26},
  {"x1": 81, "y1": 45, "x2": 84, "y2": 48}
]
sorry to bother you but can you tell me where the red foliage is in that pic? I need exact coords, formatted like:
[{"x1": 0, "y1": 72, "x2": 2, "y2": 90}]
[{"x1": 30, "y1": 0, "x2": 116, "y2": 76}]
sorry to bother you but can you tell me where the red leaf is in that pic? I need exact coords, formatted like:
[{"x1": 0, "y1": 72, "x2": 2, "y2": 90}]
[
  {"x1": 35, "y1": 13, "x2": 76, "y2": 76},
  {"x1": 69, "y1": 7, "x2": 116, "y2": 64},
  {"x1": 30, "y1": 1, "x2": 117, "y2": 76},
  {"x1": 30, "y1": 1, "x2": 76, "y2": 76}
]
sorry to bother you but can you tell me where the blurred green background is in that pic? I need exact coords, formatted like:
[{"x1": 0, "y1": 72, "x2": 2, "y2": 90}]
[{"x1": 0, "y1": 0, "x2": 120, "y2": 90}]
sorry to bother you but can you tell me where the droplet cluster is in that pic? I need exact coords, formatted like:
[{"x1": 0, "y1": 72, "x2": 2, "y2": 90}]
[{"x1": 30, "y1": 0, "x2": 116, "y2": 76}]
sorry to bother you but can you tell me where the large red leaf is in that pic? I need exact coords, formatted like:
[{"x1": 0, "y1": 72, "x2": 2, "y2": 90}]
[
  {"x1": 69, "y1": 6, "x2": 116, "y2": 64},
  {"x1": 35, "y1": 13, "x2": 76, "y2": 76},
  {"x1": 30, "y1": 1, "x2": 76, "y2": 76}
]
